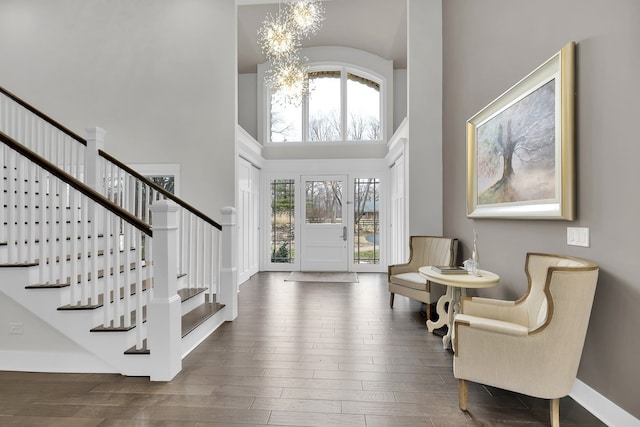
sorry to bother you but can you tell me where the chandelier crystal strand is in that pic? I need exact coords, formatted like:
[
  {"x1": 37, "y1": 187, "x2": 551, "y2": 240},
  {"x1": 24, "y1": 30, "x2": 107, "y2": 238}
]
[
  {"x1": 258, "y1": 12, "x2": 299, "y2": 60},
  {"x1": 267, "y1": 56, "x2": 310, "y2": 107},
  {"x1": 287, "y1": 0, "x2": 324, "y2": 37}
]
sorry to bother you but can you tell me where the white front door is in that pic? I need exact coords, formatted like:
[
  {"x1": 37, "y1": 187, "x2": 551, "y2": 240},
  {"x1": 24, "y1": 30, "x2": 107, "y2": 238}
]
[{"x1": 300, "y1": 175, "x2": 349, "y2": 271}]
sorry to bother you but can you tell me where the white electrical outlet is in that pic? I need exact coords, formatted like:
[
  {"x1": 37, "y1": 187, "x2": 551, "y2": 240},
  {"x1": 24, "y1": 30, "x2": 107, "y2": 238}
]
[
  {"x1": 8, "y1": 322, "x2": 24, "y2": 335},
  {"x1": 567, "y1": 227, "x2": 590, "y2": 247}
]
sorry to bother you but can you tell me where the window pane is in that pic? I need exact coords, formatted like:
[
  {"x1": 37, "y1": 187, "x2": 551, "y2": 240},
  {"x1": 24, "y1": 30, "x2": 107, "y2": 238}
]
[
  {"x1": 271, "y1": 179, "x2": 295, "y2": 263},
  {"x1": 146, "y1": 175, "x2": 175, "y2": 194},
  {"x1": 354, "y1": 178, "x2": 380, "y2": 264},
  {"x1": 305, "y1": 180, "x2": 343, "y2": 224},
  {"x1": 347, "y1": 73, "x2": 380, "y2": 141},
  {"x1": 271, "y1": 92, "x2": 302, "y2": 142},
  {"x1": 308, "y1": 72, "x2": 341, "y2": 141}
]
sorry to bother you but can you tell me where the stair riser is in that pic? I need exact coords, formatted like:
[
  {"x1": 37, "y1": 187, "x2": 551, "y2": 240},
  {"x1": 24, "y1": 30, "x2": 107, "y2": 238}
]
[
  {"x1": 180, "y1": 291, "x2": 206, "y2": 317},
  {"x1": 1, "y1": 265, "x2": 150, "y2": 374}
]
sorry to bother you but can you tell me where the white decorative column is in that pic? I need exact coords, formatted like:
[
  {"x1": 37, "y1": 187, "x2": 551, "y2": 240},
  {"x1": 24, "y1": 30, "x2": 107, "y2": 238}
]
[
  {"x1": 219, "y1": 206, "x2": 238, "y2": 321},
  {"x1": 85, "y1": 127, "x2": 106, "y2": 193},
  {"x1": 148, "y1": 200, "x2": 182, "y2": 381}
]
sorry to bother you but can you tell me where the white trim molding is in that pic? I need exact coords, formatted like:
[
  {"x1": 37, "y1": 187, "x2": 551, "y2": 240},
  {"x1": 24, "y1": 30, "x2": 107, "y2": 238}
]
[
  {"x1": 236, "y1": 124, "x2": 264, "y2": 169},
  {"x1": 571, "y1": 379, "x2": 640, "y2": 426}
]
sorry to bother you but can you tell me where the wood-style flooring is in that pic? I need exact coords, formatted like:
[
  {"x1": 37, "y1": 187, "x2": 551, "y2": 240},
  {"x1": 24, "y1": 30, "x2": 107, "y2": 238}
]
[{"x1": 0, "y1": 272, "x2": 607, "y2": 426}]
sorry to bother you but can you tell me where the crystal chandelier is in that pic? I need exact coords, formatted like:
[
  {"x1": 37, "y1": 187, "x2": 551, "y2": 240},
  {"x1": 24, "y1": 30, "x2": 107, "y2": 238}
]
[
  {"x1": 267, "y1": 56, "x2": 310, "y2": 106},
  {"x1": 258, "y1": 12, "x2": 299, "y2": 60},
  {"x1": 258, "y1": 0, "x2": 324, "y2": 105},
  {"x1": 287, "y1": 0, "x2": 324, "y2": 38}
]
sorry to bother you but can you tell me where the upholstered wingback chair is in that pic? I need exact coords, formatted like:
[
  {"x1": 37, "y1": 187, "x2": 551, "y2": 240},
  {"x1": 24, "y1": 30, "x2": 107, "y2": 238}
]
[
  {"x1": 388, "y1": 236, "x2": 458, "y2": 320},
  {"x1": 453, "y1": 253, "x2": 599, "y2": 427}
]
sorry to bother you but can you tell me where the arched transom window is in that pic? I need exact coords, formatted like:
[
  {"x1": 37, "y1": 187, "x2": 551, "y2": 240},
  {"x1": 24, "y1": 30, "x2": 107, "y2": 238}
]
[{"x1": 269, "y1": 67, "x2": 382, "y2": 143}]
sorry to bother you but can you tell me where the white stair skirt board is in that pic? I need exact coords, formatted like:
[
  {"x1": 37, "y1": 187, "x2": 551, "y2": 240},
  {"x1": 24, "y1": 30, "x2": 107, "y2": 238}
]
[{"x1": 285, "y1": 272, "x2": 359, "y2": 283}]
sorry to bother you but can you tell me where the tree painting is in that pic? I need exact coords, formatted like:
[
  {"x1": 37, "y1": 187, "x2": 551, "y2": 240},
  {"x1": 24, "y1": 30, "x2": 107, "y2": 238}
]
[{"x1": 476, "y1": 79, "x2": 556, "y2": 204}]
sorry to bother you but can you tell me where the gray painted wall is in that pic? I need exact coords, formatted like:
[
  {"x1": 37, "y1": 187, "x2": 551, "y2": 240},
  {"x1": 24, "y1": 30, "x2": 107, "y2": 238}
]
[
  {"x1": 0, "y1": 0, "x2": 237, "y2": 215},
  {"x1": 407, "y1": 0, "x2": 443, "y2": 236},
  {"x1": 442, "y1": 0, "x2": 639, "y2": 417}
]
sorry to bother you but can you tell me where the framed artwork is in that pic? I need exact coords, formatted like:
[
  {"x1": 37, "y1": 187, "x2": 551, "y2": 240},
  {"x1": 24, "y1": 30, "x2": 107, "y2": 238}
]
[{"x1": 466, "y1": 42, "x2": 575, "y2": 220}]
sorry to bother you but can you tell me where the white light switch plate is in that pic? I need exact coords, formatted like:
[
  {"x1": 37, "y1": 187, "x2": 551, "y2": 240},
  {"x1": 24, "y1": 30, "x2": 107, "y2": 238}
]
[{"x1": 567, "y1": 227, "x2": 590, "y2": 247}]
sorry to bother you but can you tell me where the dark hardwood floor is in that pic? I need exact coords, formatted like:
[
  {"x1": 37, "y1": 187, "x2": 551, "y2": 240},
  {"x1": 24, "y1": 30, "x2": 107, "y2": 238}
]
[{"x1": 0, "y1": 272, "x2": 606, "y2": 426}]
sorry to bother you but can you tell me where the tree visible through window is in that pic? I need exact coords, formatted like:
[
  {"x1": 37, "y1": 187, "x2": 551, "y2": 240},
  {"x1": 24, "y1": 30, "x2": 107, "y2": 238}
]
[
  {"x1": 269, "y1": 68, "x2": 381, "y2": 143},
  {"x1": 354, "y1": 178, "x2": 379, "y2": 264},
  {"x1": 347, "y1": 73, "x2": 380, "y2": 141},
  {"x1": 305, "y1": 180, "x2": 343, "y2": 223},
  {"x1": 308, "y1": 71, "x2": 341, "y2": 141},
  {"x1": 271, "y1": 179, "x2": 295, "y2": 263}
]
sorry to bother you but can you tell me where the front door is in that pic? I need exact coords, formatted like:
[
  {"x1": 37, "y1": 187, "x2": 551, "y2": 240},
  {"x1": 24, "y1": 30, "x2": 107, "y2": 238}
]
[{"x1": 300, "y1": 175, "x2": 348, "y2": 271}]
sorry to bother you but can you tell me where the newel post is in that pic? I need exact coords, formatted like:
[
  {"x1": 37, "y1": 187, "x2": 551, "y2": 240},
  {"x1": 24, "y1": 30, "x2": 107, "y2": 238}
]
[
  {"x1": 148, "y1": 200, "x2": 182, "y2": 381},
  {"x1": 85, "y1": 127, "x2": 106, "y2": 193},
  {"x1": 219, "y1": 206, "x2": 238, "y2": 321}
]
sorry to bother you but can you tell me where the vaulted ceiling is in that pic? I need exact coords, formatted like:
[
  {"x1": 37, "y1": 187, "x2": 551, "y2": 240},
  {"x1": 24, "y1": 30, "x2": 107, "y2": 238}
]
[{"x1": 237, "y1": 0, "x2": 407, "y2": 74}]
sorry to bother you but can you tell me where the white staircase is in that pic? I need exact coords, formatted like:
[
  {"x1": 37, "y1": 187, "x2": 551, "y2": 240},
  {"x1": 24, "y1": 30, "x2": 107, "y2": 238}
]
[{"x1": 0, "y1": 85, "x2": 238, "y2": 380}]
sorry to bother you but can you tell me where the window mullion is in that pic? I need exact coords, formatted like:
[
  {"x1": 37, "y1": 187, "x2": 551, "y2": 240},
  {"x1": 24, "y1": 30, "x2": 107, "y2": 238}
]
[
  {"x1": 341, "y1": 68, "x2": 347, "y2": 141},
  {"x1": 303, "y1": 89, "x2": 309, "y2": 142}
]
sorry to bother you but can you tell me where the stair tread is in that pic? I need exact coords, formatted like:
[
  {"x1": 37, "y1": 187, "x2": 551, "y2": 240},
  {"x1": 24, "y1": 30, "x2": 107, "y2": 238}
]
[
  {"x1": 57, "y1": 303, "x2": 102, "y2": 310},
  {"x1": 0, "y1": 262, "x2": 39, "y2": 268},
  {"x1": 124, "y1": 339, "x2": 149, "y2": 355},
  {"x1": 25, "y1": 283, "x2": 70, "y2": 289},
  {"x1": 181, "y1": 300, "x2": 225, "y2": 338},
  {"x1": 177, "y1": 287, "x2": 207, "y2": 302},
  {"x1": 90, "y1": 324, "x2": 135, "y2": 332}
]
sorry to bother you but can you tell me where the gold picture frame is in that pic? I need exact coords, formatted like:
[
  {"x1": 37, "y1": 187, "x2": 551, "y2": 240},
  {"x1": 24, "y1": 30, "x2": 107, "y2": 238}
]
[{"x1": 467, "y1": 42, "x2": 575, "y2": 220}]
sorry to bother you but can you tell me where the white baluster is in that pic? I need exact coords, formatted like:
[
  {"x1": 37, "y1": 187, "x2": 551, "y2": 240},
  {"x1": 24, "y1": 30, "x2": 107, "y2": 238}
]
[
  {"x1": 38, "y1": 168, "x2": 47, "y2": 284},
  {"x1": 113, "y1": 215, "x2": 122, "y2": 328},
  {"x1": 27, "y1": 161, "x2": 37, "y2": 264},
  {"x1": 0, "y1": 145, "x2": 6, "y2": 256},
  {"x1": 135, "y1": 230, "x2": 144, "y2": 349},
  {"x1": 90, "y1": 203, "x2": 99, "y2": 306},
  {"x1": 186, "y1": 215, "x2": 193, "y2": 286},
  {"x1": 102, "y1": 207, "x2": 112, "y2": 328},
  {"x1": 193, "y1": 219, "x2": 199, "y2": 288},
  {"x1": 46, "y1": 174, "x2": 55, "y2": 285},
  {"x1": 178, "y1": 209, "x2": 185, "y2": 276},
  {"x1": 6, "y1": 150, "x2": 17, "y2": 263},
  {"x1": 69, "y1": 191, "x2": 79, "y2": 304},
  {"x1": 16, "y1": 156, "x2": 26, "y2": 263},
  {"x1": 123, "y1": 222, "x2": 132, "y2": 329},
  {"x1": 53, "y1": 177, "x2": 62, "y2": 285},
  {"x1": 60, "y1": 180, "x2": 68, "y2": 286},
  {"x1": 80, "y1": 196, "x2": 89, "y2": 305},
  {"x1": 213, "y1": 228, "x2": 217, "y2": 293}
]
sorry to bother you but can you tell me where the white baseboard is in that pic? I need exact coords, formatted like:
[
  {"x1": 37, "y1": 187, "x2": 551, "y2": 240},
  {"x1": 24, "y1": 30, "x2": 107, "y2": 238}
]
[
  {"x1": 0, "y1": 350, "x2": 117, "y2": 374},
  {"x1": 571, "y1": 379, "x2": 640, "y2": 426}
]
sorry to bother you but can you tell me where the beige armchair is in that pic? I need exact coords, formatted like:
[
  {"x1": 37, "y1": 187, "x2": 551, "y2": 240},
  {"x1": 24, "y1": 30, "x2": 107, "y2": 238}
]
[
  {"x1": 388, "y1": 236, "x2": 458, "y2": 320},
  {"x1": 453, "y1": 253, "x2": 599, "y2": 427}
]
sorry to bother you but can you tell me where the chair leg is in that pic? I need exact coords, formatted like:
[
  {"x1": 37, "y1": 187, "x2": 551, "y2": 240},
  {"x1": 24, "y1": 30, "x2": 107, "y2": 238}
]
[
  {"x1": 389, "y1": 293, "x2": 395, "y2": 308},
  {"x1": 550, "y1": 398, "x2": 560, "y2": 427},
  {"x1": 458, "y1": 379, "x2": 468, "y2": 411}
]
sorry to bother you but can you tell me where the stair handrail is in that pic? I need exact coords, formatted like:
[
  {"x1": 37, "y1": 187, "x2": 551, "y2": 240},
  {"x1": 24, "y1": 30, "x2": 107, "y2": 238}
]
[
  {"x1": 1, "y1": 83, "x2": 220, "y2": 231},
  {"x1": 1, "y1": 131, "x2": 151, "y2": 236},
  {"x1": 0, "y1": 85, "x2": 86, "y2": 145},
  {"x1": 98, "y1": 150, "x2": 222, "y2": 231}
]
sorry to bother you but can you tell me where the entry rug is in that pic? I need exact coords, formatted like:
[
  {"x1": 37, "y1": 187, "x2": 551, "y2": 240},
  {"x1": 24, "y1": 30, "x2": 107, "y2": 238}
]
[{"x1": 285, "y1": 272, "x2": 359, "y2": 283}]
